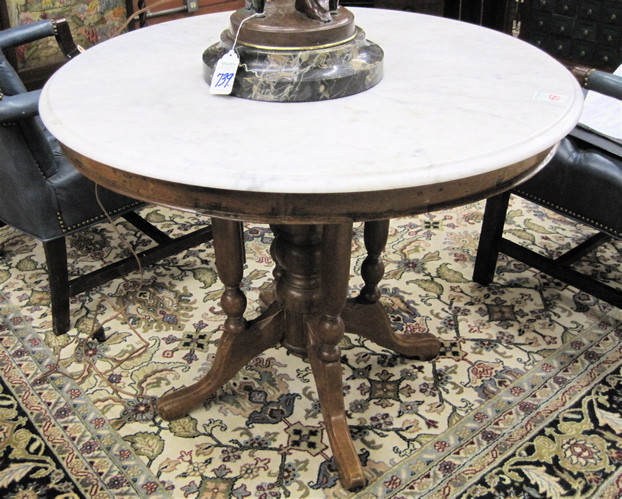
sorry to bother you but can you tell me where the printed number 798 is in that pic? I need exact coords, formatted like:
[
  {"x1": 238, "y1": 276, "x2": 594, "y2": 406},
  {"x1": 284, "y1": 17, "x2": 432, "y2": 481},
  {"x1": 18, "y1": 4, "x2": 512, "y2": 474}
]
[{"x1": 214, "y1": 72, "x2": 234, "y2": 88}]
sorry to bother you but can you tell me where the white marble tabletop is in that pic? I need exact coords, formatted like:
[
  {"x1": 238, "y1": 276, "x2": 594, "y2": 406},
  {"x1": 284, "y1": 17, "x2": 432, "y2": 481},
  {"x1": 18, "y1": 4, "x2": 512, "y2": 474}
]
[{"x1": 40, "y1": 8, "x2": 583, "y2": 194}]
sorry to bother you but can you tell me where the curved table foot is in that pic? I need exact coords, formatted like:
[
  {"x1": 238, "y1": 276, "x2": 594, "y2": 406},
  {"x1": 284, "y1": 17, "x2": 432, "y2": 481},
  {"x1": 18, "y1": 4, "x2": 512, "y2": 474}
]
[
  {"x1": 158, "y1": 305, "x2": 283, "y2": 421},
  {"x1": 342, "y1": 298, "x2": 441, "y2": 361},
  {"x1": 307, "y1": 327, "x2": 366, "y2": 491}
]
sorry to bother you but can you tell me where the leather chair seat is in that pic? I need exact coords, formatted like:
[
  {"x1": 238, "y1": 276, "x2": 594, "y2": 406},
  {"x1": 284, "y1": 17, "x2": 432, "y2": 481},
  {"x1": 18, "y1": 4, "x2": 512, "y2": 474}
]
[
  {"x1": 515, "y1": 134, "x2": 622, "y2": 238},
  {"x1": 0, "y1": 118, "x2": 141, "y2": 242}
]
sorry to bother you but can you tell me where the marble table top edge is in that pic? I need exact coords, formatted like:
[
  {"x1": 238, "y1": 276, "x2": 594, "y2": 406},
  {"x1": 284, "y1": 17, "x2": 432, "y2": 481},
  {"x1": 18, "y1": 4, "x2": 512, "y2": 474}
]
[{"x1": 39, "y1": 8, "x2": 584, "y2": 195}]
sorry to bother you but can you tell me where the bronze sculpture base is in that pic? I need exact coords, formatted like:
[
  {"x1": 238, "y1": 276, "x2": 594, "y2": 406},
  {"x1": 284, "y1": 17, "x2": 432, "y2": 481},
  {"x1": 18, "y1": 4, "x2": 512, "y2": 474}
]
[
  {"x1": 230, "y1": 2, "x2": 355, "y2": 49},
  {"x1": 203, "y1": 4, "x2": 384, "y2": 102}
]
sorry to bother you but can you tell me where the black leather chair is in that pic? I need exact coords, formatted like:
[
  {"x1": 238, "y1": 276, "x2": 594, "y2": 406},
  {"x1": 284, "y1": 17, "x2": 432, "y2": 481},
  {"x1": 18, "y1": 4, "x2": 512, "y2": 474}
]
[
  {"x1": 0, "y1": 19, "x2": 212, "y2": 338},
  {"x1": 473, "y1": 67, "x2": 622, "y2": 308}
]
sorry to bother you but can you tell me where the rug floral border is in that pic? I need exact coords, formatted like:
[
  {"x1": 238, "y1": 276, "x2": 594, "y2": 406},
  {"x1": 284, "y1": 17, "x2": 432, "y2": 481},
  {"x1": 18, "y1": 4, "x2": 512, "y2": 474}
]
[
  {"x1": 0, "y1": 290, "x2": 163, "y2": 498},
  {"x1": 356, "y1": 310, "x2": 622, "y2": 498}
]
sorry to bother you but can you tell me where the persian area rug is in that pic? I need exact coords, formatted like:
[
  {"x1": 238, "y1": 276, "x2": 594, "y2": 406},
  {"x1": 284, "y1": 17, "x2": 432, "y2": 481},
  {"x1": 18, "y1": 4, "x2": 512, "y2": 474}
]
[{"x1": 1, "y1": 197, "x2": 621, "y2": 499}]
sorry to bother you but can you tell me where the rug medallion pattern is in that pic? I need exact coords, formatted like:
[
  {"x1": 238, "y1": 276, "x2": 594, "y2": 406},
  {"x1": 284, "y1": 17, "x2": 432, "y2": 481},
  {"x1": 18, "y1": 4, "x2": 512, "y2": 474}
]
[{"x1": 0, "y1": 197, "x2": 621, "y2": 498}]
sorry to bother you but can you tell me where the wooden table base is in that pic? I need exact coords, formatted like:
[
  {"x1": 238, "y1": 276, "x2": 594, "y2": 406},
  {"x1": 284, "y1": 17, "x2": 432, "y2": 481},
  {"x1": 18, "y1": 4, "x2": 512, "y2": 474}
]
[{"x1": 157, "y1": 218, "x2": 440, "y2": 491}]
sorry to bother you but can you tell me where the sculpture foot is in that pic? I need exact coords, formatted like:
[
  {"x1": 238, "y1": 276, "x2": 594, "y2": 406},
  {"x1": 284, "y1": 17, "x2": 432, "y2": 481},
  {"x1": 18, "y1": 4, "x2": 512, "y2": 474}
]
[{"x1": 295, "y1": 0, "x2": 332, "y2": 22}]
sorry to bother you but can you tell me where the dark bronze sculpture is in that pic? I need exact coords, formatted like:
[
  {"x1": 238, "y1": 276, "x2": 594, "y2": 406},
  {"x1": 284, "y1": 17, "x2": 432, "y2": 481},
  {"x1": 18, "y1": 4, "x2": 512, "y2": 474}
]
[{"x1": 248, "y1": 0, "x2": 339, "y2": 22}]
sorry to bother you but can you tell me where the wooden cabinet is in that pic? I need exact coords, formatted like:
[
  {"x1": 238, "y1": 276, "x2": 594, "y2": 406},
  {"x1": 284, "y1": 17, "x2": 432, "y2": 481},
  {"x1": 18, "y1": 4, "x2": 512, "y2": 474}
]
[{"x1": 520, "y1": 0, "x2": 622, "y2": 70}]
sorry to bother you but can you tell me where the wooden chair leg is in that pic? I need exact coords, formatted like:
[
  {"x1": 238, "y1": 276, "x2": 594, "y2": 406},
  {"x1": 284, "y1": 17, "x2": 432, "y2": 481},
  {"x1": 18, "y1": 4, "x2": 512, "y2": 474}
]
[
  {"x1": 43, "y1": 238, "x2": 71, "y2": 336},
  {"x1": 473, "y1": 191, "x2": 511, "y2": 286}
]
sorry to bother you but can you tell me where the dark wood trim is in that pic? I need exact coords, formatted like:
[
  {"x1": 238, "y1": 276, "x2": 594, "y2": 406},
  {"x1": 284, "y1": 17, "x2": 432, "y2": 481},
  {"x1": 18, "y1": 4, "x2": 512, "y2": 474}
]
[
  {"x1": 62, "y1": 143, "x2": 553, "y2": 225},
  {"x1": 68, "y1": 225, "x2": 212, "y2": 296},
  {"x1": 498, "y1": 237, "x2": 622, "y2": 309}
]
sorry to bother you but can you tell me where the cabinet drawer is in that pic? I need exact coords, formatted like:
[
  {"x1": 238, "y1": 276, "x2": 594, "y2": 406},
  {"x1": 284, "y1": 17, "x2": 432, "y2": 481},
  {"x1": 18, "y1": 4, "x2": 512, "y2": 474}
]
[
  {"x1": 573, "y1": 20, "x2": 598, "y2": 42},
  {"x1": 577, "y1": 0, "x2": 601, "y2": 19},
  {"x1": 554, "y1": 0, "x2": 578, "y2": 16},
  {"x1": 530, "y1": 10, "x2": 553, "y2": 31},
  {"x1": 551, "y1": 14, "x2": 574, "y2": 36},
  {"x1": 528, "y1": 33, "x2": 549, "y2": 50},
  {"x1": 600, "y1": 1, "x2": 622, "y2": 23},
  {"x1": 594, "y1": 46, "x2": 620, "y2": 68},
  {"x1": 598, "y1": 25, "x2": 622, "y2": 46},
  {"x1": 533, "y1": 0, "x2": 554, "y2": 13},
  {"x1": 546, "y1": 36, "x2": 573, "y2": 58},
  {"x1": 571, "y1": 41, "x2": 596, "y2": 63}
]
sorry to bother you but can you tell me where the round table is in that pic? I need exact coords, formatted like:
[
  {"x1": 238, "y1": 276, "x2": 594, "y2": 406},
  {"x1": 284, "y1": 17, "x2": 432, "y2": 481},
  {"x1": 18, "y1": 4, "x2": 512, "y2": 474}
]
[{"x1": 39, "y1": 7, "x2": 583, "y2": 490}]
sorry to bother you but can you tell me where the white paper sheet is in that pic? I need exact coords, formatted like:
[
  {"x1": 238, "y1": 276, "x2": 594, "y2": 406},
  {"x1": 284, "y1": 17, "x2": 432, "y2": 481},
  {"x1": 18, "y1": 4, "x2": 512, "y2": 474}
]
[{"x1": 578, "y1": 65, "x2": 622, "y2": 141}]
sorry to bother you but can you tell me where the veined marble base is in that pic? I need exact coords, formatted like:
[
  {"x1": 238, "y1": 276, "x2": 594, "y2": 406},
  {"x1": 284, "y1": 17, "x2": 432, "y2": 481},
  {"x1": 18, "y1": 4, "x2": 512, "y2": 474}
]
[{"x1": 202, "y1": 27, "x2": 384, "y2": 102}]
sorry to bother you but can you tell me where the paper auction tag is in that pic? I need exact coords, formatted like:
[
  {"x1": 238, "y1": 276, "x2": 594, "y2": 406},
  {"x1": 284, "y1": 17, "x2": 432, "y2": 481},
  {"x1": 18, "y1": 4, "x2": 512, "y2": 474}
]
[
  {"x1": 210, "y1": 51, "x2": 240, "y2": 95},
  {"x1": 533, "y1": 92, "x2": 569, "y2": 104}
]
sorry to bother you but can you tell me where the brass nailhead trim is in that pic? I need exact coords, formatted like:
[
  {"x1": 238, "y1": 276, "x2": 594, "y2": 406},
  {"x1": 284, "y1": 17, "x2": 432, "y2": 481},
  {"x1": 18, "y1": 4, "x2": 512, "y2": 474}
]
[
  {"x1": 516, "y1": 190, "x2": 621, "y2": 238},
  {"x1": 583, "y1": 68, "x2": 596, "y2": 88},
  {"x1": 56, "y1": 201, "x2": 142, "y2": 233}
]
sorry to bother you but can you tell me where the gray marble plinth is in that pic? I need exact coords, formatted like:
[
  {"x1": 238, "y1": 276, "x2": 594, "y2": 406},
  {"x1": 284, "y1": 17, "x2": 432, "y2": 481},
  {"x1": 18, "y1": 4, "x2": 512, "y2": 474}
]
[{"x1": 203, "y1": 27, "x2": 384, "y2": 102}]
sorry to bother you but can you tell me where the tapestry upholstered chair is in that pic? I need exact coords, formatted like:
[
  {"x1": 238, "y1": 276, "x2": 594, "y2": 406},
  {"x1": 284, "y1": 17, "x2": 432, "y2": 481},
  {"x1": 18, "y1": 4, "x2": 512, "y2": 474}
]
[
  {"x1": 473, "y1": 66, "x2": 622, "y2": 309},
  {"x1": 0, "y1": 19, "x2": 213, "y2": 339}
]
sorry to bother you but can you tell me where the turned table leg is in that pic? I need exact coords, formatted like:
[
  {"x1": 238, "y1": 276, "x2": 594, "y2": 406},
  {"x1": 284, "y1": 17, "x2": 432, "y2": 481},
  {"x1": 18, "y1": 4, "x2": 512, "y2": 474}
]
[
  {"x1": 344, "y1": 219, "x2": 441, "y2": 361},
  {"x1": 157, "y1": 218, "x2": 282, "y2": 420},
  {"x1": 359, "y1": 219, "x2": 390, "y2": 304},
  {"x1": 307, "y1": 222, "x2": 366, "y2": 490}
]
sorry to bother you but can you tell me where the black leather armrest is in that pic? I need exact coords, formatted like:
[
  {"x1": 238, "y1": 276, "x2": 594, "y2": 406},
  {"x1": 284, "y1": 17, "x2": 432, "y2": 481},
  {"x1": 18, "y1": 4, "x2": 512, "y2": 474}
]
[
  {"x1": 0, "y1": 20, "x2": 56, "y2": 50},
  {"x1": 0, "y1": 90, "x2": 41, "y2": 122},
  {"x1": 572, "y1": 66, "x2": 622, "y2": 101},
  {"x1": 0, "y1": 19, "x2": 81, "y2": 60}
]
